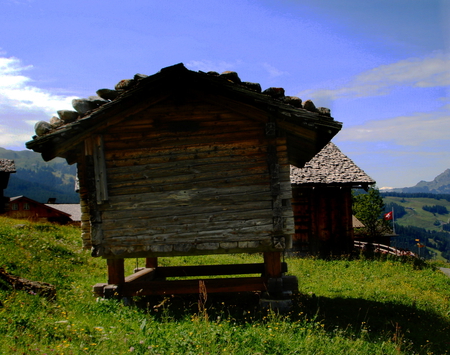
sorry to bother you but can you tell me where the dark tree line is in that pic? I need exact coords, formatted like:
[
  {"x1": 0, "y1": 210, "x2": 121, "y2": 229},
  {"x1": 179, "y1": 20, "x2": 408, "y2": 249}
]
[
  {"x1": 422, "y1": 205, "x2": 449, "y2": 215},
  {"x1": 392, "y1": 224, "x2": 450, "y2": 261},
  {"x1": 381, "y1": 192, "x2": 450, "y2": 202},
  {"x1": 443, "y1": 251, "x2": 450, "y2": 261}
]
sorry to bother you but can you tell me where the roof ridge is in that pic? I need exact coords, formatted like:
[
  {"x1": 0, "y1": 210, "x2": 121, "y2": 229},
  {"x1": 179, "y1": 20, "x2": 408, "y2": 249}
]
[{"x1": 29, "y1": 63, "x2": 336, "y2": 142}]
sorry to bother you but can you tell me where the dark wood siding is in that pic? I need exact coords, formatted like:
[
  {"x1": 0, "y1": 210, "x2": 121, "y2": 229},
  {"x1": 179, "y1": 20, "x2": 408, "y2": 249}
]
[
  {"x1": 5, "y1": 198, "x2": 71, "y2": 224},
  {"x1": 291, "y1": 186, "x2": 354, "y2": 256}
]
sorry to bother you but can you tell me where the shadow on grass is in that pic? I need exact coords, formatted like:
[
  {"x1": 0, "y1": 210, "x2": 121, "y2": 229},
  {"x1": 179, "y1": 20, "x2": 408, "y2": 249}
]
[
  {"x1": 132, "y1": 290, "x2": 450, "y2": 354},
  {"x1": 294, "y1": 292, "x2": 450, "y2": 354}
]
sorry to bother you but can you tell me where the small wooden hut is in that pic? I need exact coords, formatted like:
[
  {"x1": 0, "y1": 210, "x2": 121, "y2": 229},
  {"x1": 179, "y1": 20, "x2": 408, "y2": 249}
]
[
  {"x1": 0, "y1": 159, "x2": 16, "y2": 214},
  {"x1": 290, "y1": 142, "x2": 375, "y2": 256},
  {"x1": 26, "y1": 63, "x2": 342, "y2": 298}
]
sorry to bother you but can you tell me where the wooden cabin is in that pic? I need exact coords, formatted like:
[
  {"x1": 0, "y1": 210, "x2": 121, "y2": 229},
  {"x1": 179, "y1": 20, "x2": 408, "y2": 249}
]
[
  {"x1": 26, "y1": 63, "x2": 342, "y2": 298},
  {"x1": 290, "y1": 142, "x2": 375, "y2": 257},
  {"x1": 6, "y1": 196, "x2": 73, "y2": 224},
  {"x1": 0, "y1": 159, "x2": 16, "y2": 214}
]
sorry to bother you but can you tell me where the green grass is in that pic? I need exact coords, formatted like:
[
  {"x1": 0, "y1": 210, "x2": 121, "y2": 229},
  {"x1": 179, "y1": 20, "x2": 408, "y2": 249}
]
[{"x1": 1, "y1": 216, "x2": 450, "y2": 354}]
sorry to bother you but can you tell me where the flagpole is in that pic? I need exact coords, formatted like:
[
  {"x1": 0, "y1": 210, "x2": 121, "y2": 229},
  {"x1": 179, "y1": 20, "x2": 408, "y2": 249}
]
[{"x1": 392, "y1": 207, "x2": 395, "y2": 234}]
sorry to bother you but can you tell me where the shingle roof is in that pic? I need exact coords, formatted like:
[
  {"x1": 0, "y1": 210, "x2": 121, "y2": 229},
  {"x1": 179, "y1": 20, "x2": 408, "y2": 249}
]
[
  {"x1": 290, "y1": 142, "x2": 375, "y2": 186},
  {"x1": 45, "y1": 204, "x2": 81, "y2": 221},
  {"x1": 0, "y1": 159, "x2": 16, "y2": 173},
  {"x1": 352, "y1": 215, "x2": 365, "y2": 228}
]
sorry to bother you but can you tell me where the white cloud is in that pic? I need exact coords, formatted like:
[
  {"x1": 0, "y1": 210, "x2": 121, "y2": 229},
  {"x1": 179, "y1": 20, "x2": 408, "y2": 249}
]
[
  {"x1": 185, "y1": 60, "x2": 242, "y2": 74},
  {"x1": 336, "y1": 107, "x2": 450, "y2": 146},
  {"x1": 0, "y1": 56, "x2": 76, "y2": 116},
  {"x1": 0, "y1": 124, "x2": 33, "y2": 149},
  {"x1": 261, "y1": 63, "x2": 289, "y2": 78},
  {"x1": 0, "y1": 56, "x2": 32, "y2": 74},
  {"x1": 299, "y1": 52, "x2": 450, "y2": 100},
  {"x1": 0, "y1": 55, "x2": 79, "y2": 150},
  {"x1": 4, "y1": 0, "x2": 33, "y2": 4}
]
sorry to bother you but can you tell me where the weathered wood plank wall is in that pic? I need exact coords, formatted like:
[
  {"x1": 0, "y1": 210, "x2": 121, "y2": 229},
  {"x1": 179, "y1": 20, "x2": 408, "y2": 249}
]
[{"x1": 78, "y1": 96, "x2": 294, "y2": 258}]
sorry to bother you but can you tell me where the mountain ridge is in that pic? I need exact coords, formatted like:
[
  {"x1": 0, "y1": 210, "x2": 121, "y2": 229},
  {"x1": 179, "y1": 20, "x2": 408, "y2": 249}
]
[
  {"x1": 1, "y1": 147, "x2": 79, "y2": 203},
  {"x1": 383, "y1": 168, "x2": 450, "y2": 194}
]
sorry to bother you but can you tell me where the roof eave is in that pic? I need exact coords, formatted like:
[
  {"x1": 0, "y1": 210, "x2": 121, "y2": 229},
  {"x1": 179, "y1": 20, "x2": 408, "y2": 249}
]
[{"x1": 26, "y1": 63, "x2": 342, "y2": 162}]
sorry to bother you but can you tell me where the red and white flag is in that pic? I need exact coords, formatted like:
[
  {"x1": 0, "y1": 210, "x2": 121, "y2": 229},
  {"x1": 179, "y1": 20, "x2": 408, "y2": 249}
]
[{"x1": 384, "y1": 211, "x2": 393, "y2": 220}]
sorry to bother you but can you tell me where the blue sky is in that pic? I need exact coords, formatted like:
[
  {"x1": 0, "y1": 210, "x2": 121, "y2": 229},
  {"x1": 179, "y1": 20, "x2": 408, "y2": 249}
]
[{"x1": 0, "y1": 0, "x2": 449, "y2": 188}]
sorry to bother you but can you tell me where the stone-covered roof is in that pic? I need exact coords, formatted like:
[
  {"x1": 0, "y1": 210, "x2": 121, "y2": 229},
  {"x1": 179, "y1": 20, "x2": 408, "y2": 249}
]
[
  {"x1": 0, "y1": 159, "x2": 16, "y2": 173},
  {"x1": 26, "y1": 63, "x2": 342, "y2": 168},
  {"x1": 290, "y1": 142, "x2": 375, "y2": 187}
]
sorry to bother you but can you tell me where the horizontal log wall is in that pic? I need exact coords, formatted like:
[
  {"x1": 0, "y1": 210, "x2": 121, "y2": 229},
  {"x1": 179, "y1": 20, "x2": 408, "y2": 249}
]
[{"x1": 81, "y1": 96, "x2": 294, "y2": 257}]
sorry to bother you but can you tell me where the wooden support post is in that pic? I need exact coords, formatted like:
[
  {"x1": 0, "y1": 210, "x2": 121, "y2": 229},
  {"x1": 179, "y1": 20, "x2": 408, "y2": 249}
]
[
  {"x1": 263, "y1": 252, "x2": 282, "y2": 278},
  {"x1": 107, "y1": 259, "x2": 125, "y2": 285},
  {"x1": 146, "y1": 257, "x2": 158, "y2": 268}
]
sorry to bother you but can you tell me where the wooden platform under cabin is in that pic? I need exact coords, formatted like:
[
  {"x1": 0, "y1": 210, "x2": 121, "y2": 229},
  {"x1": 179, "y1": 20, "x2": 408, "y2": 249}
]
[{"x1": 93, "y1": 252, "x2": 298, "y2": 298}]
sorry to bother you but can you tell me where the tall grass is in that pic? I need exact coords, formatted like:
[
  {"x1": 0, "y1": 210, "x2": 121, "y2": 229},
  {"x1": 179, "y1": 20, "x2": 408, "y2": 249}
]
[{"x1": 1, "y1": 216, "x2": 449, "y2": 354}]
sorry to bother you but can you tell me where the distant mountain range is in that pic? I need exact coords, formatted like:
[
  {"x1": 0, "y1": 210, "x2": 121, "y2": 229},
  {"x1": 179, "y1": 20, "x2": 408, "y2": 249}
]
[
  {"x1": 1, "y1": 147, "x2": 79, "y2": 203},
  {"x1": 382, "y1": 169, "x2": 450, "y2": 195}
]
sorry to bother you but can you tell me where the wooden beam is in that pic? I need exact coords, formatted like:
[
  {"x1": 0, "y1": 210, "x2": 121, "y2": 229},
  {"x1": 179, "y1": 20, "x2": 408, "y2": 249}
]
[
  {"x1": 124, "y1": 268, "x2": 156, "y2": 283},
  {"x1": 119, "y1": 277, "x2": 268, "y2": 296},
  {"x1": 92, "y1": 135, "x2": 108, "y2": 204},
  {"x1": 0, "y1": 267, "x2": 56, "y2": 300},
  {"x1": 263, "y1": 252, "x2": 283, "y2": 278},
  {"x1": 107, "y1": 259, "x2": 125, "y2": 285},
  {"x1": 154, "y1": 263, "x2": 287, "y2": 278},
  {"x1": 146, "y1": 257, "x2": 158, "y2": 268}
]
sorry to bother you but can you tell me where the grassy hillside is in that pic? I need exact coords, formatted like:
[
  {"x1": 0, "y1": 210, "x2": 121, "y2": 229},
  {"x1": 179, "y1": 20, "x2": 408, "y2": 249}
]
[
  {"x1": 382, "y1": 195, "x2": 450, "y2": 261},
  {"x1": 383, "y1": 196, "x2": 450, "y2": 231},
  {"x1": 1, "y1": 217, "x2": 449, "y2": 354}
]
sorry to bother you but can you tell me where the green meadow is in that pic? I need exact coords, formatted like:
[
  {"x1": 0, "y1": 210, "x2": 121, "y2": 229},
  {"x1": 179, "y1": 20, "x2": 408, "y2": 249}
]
[{"x1": 1, "y1": 217, "x2": 449, "y2": 354}]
